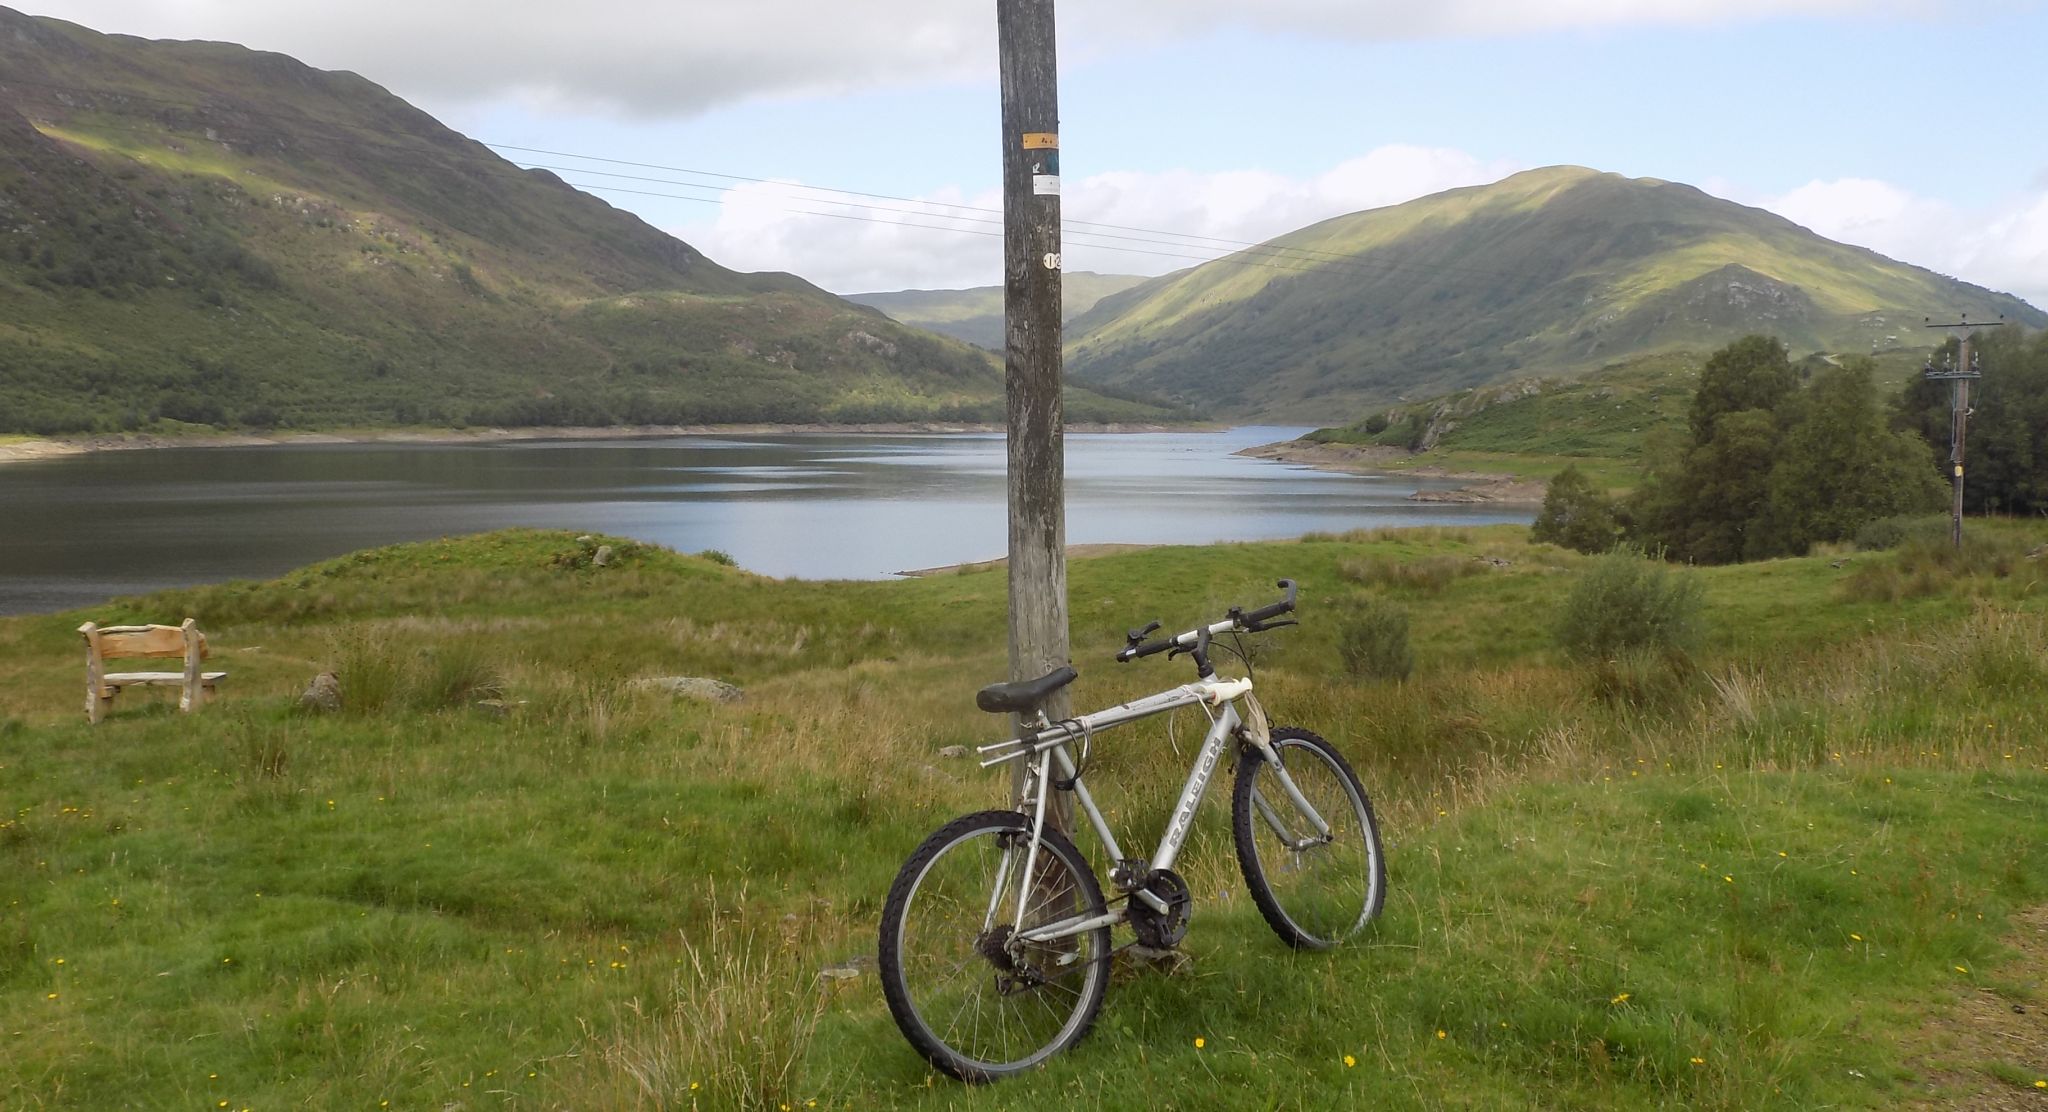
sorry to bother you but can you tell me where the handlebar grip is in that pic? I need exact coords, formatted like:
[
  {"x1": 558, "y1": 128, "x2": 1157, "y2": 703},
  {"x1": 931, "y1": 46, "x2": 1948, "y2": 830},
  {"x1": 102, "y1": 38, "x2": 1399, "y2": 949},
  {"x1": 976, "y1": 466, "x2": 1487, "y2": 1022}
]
[
  {"x1": 1115, "y1": 637, "x2": 1175, "y2": 663},
  {"x1": 1243, "y1": 578, "x2": 1298, "y2": 624}
]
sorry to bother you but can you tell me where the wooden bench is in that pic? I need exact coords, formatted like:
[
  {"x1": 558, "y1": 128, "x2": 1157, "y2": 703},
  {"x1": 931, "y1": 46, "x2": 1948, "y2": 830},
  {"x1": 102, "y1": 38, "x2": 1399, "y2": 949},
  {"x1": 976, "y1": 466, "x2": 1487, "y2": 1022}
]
[{"x1": 78, "y1": 618, "x2": 226, "y2": 724}]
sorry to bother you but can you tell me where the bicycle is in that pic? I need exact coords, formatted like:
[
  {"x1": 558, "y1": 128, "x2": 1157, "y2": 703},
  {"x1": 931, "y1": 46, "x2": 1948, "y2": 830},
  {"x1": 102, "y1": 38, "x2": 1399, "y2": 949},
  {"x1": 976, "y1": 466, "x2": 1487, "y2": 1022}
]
[{"x1": 877, "y1": 579, "x2": 1388, "y2": 1081}]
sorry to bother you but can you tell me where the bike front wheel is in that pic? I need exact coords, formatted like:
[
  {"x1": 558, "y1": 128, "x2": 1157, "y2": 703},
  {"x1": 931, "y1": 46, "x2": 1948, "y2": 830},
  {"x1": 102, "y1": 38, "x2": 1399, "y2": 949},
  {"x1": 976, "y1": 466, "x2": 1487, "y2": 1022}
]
[
  {"x1": 1232, "y1": 727, "x2": 1386, "y2": 949},
  {"x1": 878, "y1": 810, "x2": 1111, "y2": 1081}
]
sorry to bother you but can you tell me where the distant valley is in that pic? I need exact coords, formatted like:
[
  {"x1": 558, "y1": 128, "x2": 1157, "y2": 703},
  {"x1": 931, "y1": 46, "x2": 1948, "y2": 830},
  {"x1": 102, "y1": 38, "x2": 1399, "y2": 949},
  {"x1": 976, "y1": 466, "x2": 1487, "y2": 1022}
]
[{"x1": 846, "y1": 272, "x2": 1145, "y2": 350}]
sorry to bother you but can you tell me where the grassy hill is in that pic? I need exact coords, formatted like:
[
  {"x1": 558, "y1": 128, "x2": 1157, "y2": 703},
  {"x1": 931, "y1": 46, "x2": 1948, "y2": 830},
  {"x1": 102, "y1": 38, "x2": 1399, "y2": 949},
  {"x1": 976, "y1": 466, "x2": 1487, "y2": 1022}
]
[
  {"x1": 846, "y1": 272, "x2": 1148, "y2": 350},
  {"x1": 0, "y1": 9, "x2": 1173, "y2": 434},
  {"x1": 1066, "y1": 166, "x2": 2044, "y2": 421},
  {"x1": 3, "y1": 525, "x2": 2046, "y2": 1106},
  {"x1": 1283, "y1": 346, "x2": 1938, "y2": 490}
]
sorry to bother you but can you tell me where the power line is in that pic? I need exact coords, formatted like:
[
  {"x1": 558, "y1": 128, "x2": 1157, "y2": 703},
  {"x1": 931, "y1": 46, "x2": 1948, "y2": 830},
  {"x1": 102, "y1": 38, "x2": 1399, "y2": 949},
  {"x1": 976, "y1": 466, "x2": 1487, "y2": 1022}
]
[
  {"x1": 514, "y1": 159, "x2": 1465, "y2": 279},
  {"x1": 2, "y1": 76, "x2": 1506, "y2": 284},
  {"x1": 13, "y1": 101, "x2": 1385, "y2": 281},
  {"x1": 12, "y1": 104, "x2": 1362, "y2": 278}
]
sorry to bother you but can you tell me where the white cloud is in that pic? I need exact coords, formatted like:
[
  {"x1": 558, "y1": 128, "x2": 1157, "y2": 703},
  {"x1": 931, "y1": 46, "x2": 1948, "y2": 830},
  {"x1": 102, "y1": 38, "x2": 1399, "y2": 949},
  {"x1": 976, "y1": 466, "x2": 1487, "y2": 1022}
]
[
  {"x1": 31, "y1": 0, "x2": 1950, "y2": 117},
  {"x1": 1765, "y1": 178, "x2": 2048, "y2": 310},
  {"x1": 681, "y1": 145, "x2": 1517, "y2": 292}
]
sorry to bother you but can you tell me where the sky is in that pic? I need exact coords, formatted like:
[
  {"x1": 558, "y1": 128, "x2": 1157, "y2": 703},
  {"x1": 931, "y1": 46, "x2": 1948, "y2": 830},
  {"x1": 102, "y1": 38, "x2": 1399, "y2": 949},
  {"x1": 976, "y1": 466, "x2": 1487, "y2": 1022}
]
[{"x1": 24, "y1": 1, "x2": 2048, "y2": 305}]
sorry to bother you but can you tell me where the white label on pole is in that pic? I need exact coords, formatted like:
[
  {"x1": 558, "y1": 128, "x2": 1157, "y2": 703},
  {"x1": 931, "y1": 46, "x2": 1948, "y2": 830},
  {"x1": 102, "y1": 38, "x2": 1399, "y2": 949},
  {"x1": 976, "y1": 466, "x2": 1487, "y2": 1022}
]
[
  {"x1": 1033, "y1": 174, "x2": 1060, "y2": 196},
  {"x1": 1042, "y1": 252, "x2": 1061, "y2": 270}
]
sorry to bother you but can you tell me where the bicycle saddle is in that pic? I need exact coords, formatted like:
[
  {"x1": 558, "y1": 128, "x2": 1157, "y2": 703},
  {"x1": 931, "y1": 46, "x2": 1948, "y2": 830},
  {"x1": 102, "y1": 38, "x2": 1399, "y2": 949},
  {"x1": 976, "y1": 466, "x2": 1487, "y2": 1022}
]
[{"x1": 975, "y1": 665, "x2": 1078, "y2": 714}]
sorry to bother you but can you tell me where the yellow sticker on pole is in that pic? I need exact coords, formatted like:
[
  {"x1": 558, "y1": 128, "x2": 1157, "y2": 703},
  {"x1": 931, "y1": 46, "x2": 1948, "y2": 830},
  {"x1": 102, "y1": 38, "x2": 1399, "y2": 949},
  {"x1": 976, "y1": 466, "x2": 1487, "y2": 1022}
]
[{"x1": 1022, "y1": 132, "x2": 1059, "y2": 149}]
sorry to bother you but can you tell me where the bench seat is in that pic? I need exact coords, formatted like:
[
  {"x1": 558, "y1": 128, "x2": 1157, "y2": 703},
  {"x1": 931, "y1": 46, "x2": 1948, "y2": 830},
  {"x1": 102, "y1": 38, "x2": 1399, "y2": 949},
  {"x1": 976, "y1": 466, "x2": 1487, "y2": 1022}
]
[
  {"x1": 102, "y1": 672, "x2": 229, "y2": 686},
  {"x1": 79, "y1": 618, "x2": 226, "y2": 723}
]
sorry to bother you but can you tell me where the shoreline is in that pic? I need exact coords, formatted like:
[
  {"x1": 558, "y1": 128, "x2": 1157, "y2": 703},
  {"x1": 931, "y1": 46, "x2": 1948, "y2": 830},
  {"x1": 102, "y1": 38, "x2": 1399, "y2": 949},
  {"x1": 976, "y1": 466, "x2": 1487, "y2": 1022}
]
[
  {"x1": 896, "y1": 543, "x2": 1157, "y2": 578},
  {"x1": 1234, "y1": 439, "x2": 1547, "y2": 504},
  {"x1": 0, "y1": 420, "x2": 1218, "y2": 465}
]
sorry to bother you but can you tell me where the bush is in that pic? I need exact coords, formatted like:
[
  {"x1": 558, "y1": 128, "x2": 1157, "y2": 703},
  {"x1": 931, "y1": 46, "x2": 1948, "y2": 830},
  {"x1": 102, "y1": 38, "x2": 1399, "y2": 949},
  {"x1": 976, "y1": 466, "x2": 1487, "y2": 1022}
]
[
  {"x1": 699, "y1": 549, "x2": 738, "y2": 567},
  {"x1": 1531, "y1": 465, "x2": 1621, "y2": 555},
  {"x1": 1336, "y1": 595, "x2": 1414, "y2": 681},
  {"x1": 1557, "y1": 548, "x2": 1704, "y2": 662},
  {"x1": 1854, "y1": 514, "x2": 1951, "y2": 552}
]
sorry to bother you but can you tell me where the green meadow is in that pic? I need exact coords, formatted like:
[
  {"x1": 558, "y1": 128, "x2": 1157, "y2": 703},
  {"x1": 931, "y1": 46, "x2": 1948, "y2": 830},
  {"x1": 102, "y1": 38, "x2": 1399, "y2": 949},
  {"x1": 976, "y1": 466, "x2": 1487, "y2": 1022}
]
[{"x1": 3, "y1": 526, "x2": 2046, "y2": 1108}]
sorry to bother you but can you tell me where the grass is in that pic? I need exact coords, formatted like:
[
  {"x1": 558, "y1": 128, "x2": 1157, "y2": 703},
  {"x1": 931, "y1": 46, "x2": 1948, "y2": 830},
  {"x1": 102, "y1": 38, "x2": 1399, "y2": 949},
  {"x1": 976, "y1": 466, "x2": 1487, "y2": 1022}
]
[{"x1": 3, "y1": 525, "x2": 2047, "y2": 1106}]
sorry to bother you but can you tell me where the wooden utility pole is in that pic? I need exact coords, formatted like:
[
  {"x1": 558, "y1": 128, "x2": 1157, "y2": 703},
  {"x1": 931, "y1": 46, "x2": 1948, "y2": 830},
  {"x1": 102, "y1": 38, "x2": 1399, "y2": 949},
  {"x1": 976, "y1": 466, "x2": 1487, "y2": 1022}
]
[
  {"x1": 1924, "y1": 315, "x2": 2002, "y2": 550},
  {"x1": 997, "y1": 0, "x2": 1070, "y2": 824}
]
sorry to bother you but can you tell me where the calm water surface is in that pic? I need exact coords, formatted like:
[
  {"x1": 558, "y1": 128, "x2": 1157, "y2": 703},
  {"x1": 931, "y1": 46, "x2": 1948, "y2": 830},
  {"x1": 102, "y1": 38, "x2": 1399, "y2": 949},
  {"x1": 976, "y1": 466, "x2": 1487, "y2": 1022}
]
[{"x1": 0, "y1": 427, "x2": 1531, "y2": 614}]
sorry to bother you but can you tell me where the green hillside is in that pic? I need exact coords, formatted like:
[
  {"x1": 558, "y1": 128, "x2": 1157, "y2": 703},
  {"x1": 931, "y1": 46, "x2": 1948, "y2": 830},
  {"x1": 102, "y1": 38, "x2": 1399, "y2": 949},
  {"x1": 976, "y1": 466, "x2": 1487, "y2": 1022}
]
[
  {"x1": 845, "y1": 272, "x2": 1147, "y2": 350},
  {"x1": 0, "y1": 9, "x2": 1171, "y2": 433},
  {"x1": 1066, "y1": 166, "x2": 2044, "y2": 421}
]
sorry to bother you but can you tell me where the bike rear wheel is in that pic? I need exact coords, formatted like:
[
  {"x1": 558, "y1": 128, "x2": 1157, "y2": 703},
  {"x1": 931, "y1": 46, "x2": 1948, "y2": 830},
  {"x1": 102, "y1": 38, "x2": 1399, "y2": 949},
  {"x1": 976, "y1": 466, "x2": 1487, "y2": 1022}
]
[
  {"x1": 878, "y1": 810, "x2": 1111, "y2": 1081},
  {"x1": 1232, "y1": 727, "x2": 1385, "y2": 949}
]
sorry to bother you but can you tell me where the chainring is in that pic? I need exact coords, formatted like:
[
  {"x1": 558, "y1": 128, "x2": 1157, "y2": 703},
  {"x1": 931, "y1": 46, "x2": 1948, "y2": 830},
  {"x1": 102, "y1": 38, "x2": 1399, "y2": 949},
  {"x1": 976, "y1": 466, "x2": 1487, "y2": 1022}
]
[{"x1": 1128, "y1": 868, "x2": 1192, "y2": 949}]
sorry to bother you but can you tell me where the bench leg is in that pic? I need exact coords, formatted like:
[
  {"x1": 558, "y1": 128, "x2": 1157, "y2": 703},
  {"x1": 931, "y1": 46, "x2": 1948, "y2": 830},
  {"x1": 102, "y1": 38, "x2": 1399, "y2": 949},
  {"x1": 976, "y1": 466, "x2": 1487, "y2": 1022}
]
[{"x1": 87, "y1": 687, "x2": 114, "y2": 725}]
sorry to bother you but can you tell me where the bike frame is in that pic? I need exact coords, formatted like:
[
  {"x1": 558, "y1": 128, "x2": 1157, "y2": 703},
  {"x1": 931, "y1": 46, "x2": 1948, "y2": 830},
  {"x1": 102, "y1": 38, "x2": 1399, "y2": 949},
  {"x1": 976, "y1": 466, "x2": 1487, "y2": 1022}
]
[{"x1": 974, "y1": 675, "x2": 1333, "y2": 949}]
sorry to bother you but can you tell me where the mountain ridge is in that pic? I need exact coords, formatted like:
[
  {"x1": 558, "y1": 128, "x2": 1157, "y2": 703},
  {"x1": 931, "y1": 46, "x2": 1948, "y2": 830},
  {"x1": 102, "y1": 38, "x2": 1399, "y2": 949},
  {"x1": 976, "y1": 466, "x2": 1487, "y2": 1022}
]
[
  {"x1": 1065, "y1": 166, "x2": 2042, "y2": 421},
  {"x1": 0, "y1": 7, "x2": 1172, "y2": 433}
]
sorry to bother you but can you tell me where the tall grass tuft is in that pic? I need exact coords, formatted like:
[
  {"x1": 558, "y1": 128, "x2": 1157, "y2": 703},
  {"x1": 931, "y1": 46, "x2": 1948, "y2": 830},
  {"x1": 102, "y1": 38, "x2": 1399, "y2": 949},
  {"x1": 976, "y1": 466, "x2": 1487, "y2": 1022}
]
[
  {"x1": 325, "y1": 627, "x2": 508, "y2": 713},
  {"x1": 1841, "y1": 531, "x2": 2038, "y2": 602},
  {"x1": 1336, "y1": 553, "x2": 1482, "y2": 593},
  {"x1": 417, "y1": 641, "x2": 506, "y2": 709},
  {"x1": 1336, "y1": 595, "x2": 1414, "y2": 681},
  {"x1": 602, "y1": 904, "x2": 826, "y2": 1110}
]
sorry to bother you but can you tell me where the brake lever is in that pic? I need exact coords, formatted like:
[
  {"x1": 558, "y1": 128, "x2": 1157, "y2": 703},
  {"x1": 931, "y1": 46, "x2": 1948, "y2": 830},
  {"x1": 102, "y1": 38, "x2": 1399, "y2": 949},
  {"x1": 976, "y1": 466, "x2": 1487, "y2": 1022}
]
[{"x1": 1245, "y1": 619, "x2": 1299, "y2": 634}]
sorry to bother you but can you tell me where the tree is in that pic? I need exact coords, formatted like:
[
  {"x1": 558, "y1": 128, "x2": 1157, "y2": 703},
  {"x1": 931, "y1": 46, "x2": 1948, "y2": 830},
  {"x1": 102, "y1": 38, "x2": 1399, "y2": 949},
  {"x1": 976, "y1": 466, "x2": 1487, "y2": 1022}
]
[
  {"x1": 1629, "y1": 337, "x2": 1945, "y2": 563},
  {"x1": 1630, "y1": 334, "x2": 1793, "y2": 563},
  {"x1": 1687, "y1": 334, "x2": 1795, "y2": 442},
  {"x1": 1750, "y1": 358, "x2": 1945, "y2": 556},
  {"x1": 1673, "y1": 408, "x2": 1780, "y2": 563},
  {"x1": 1531, "y1": 464, "x2": 1621, "y2": 554}
]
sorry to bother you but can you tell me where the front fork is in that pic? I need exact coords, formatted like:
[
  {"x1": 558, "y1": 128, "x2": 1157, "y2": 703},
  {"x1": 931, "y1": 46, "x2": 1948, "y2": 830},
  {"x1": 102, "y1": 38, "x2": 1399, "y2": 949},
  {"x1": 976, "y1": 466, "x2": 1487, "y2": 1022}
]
[{"x1": 1238, "y1": 696, "x2": 1333, "y2": 849}]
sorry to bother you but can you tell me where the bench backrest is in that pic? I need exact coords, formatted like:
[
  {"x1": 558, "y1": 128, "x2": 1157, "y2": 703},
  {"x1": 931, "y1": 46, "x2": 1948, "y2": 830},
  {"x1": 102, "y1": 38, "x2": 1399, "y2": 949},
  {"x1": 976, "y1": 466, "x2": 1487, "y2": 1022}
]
[{"x1": 79, "y1": 620, "x2": 208, "y2": 662}]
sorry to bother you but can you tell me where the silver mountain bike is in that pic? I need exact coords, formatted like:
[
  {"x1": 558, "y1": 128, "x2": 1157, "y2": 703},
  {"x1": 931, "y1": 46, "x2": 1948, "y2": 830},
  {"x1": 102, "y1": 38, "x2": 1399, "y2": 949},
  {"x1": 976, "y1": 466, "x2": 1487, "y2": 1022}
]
[{"x1": 878, "y1": 579, "x2": 1387, "y2": 1081}]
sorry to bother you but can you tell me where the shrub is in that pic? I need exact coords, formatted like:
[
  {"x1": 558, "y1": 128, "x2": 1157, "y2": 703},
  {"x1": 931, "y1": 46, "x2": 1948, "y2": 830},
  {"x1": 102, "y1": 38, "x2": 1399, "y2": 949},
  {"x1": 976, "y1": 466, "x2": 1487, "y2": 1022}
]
[
  {"x1": 1557, "y1": 548, "x2": 1704, "y2": 662},
  {"x1": 1336, "y1": 595, "x2": 1414, "y2": 681},
  {"x1": 1854, "y1": 514, "x2": 1950, "y2": 552},
  {"x1": 1531, "y1": 465, "x2": 1621, "y2": 555},
  {"x1": 699, "y1": 549, "x2": 739, "y2": 567}
]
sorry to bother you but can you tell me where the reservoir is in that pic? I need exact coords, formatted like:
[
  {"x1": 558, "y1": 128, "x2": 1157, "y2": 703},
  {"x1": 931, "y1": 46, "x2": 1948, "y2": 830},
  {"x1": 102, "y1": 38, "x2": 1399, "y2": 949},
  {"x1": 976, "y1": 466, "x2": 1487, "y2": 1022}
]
[{"x1": 0, "y1": 427, "x2": 1532, "y2": 614}]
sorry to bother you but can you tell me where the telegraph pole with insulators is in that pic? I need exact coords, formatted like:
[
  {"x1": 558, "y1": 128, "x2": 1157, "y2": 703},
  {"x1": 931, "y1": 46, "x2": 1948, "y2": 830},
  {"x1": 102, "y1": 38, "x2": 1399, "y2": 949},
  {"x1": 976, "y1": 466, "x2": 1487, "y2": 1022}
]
[{"x1": 1923, "y1": 313, "x2": 2003, "y2": 550}]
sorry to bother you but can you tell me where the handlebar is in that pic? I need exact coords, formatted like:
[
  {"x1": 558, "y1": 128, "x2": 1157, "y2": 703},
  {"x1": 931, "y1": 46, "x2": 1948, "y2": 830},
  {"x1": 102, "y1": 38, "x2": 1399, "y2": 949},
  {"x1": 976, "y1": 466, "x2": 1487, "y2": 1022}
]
[{"x1": 1114, "y1": 579, "x2": 1298, "y2": 664}]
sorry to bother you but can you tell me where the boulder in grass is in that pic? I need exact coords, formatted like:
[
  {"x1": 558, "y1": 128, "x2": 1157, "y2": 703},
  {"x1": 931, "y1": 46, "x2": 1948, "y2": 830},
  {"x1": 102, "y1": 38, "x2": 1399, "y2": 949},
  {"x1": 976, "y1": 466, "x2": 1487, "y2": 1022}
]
[
  {"x1": 299, "y1": 671, "x2": 342, "y2": 712},
  {"x1": 632, "y1": 676, "x2": 743, "y2": 704}
]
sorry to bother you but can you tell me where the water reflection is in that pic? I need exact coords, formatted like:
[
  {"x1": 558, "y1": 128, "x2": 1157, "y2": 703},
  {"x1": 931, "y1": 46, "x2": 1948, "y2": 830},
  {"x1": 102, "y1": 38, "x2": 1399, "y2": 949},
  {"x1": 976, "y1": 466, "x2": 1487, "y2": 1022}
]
[{"x1": 0, "y1": 427, "x2": 1531, "y2": 613}]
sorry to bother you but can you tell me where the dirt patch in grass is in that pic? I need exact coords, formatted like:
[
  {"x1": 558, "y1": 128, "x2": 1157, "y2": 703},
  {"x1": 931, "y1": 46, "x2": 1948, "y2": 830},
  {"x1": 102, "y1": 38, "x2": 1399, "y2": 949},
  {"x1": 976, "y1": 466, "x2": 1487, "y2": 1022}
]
[{"x1": 1909, "y1": 905, "x2": 2048, "y2": 1108}]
